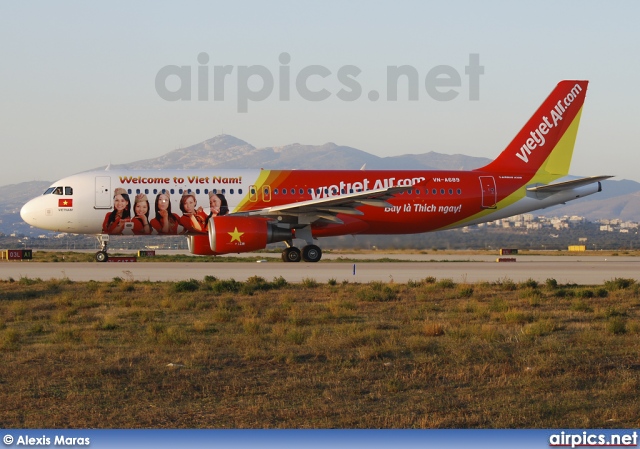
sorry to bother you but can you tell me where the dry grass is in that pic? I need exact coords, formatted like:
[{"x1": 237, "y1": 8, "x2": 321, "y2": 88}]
[{"x1": 0, "y1": 276, "x2": 639, "y2": 428}]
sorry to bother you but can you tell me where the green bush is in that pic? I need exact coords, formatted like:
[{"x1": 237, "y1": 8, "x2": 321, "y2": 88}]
[{"x1": 172, "y1": 279, "x2": 200, "y2": 292}]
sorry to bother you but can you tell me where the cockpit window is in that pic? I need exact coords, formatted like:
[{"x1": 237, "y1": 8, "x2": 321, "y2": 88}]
[{"x1": 44, "y1": 186, "x2": 72, "y2": 195}]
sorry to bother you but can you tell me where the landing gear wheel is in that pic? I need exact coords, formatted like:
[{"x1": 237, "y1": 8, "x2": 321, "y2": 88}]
[
  {"x1": 302, "y1": 245, "x2": 322, "y2": 262},
  {"x1": 96, "y1": 251, "x2": 109, "y2": 263},
  {"x1": 282, "y1": 247, "x2": 301, "y2": 262}
]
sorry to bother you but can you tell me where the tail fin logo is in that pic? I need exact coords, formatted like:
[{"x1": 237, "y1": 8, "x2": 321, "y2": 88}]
[{"x1": 515, "y1": 83, "x2": 583, "y2": 164}]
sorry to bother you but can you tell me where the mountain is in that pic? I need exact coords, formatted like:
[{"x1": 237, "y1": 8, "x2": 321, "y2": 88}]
[
  {"x1": 108, "y1": 134, "x2": 491, "y2": 171},
  {"x1": 4, "y1": 135, "x2": 640, "y2": 236},
  {"x1": 0, "y1": 181, "x2": 52, "y2": 236}
]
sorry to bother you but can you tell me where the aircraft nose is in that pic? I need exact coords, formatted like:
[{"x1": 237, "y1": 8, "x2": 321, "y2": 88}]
[{"x1": 20, "y1": 198, "x2": 39, "y2": 225}]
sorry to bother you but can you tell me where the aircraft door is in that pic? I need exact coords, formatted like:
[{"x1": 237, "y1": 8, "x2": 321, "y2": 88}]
[
  {"x1": 479, "y1": 176, "x2": 497, "y2": 209},
  {"x1": 95, "y1": 176, "x2": 111, "y2": 209}
]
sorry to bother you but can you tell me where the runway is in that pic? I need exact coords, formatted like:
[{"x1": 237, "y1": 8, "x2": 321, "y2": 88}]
[{"x1": 1, "y1": 253, "x2": 639, "y2": 284}]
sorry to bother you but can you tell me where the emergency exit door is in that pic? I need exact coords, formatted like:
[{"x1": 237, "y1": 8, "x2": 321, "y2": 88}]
[
  {"x1": 479, "y1": 176, "x2": 497, "y2": 209},
  {"x1": 95, "y1": 176, "x2": 111, "y2": 209}
]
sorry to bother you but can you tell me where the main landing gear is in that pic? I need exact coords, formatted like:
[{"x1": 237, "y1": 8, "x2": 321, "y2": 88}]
[
  {"x1": 281, "y1": 244, "x2": 322, "y2": 263},
  {"x1": 95, "y1": 234, "x2": 109, "y2": 263}
]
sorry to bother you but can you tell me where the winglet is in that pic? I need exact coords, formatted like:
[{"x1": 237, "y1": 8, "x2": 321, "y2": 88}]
[{"x1": 477, "y1": 80, "x2": 589, "y2": 176}]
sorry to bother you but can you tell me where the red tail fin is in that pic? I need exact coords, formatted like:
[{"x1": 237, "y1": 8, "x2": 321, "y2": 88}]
[{"x1": 478, "y1": 80, "x2": 588, "y2": 175}]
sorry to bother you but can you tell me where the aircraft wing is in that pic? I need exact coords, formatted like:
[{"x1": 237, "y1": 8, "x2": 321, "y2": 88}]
[
  {"x1": 235, "y1": 183, "x2": 423, "y2": 224},
  {"x1": 526, "y1": 175, "x2": 613, "y2": 193}
]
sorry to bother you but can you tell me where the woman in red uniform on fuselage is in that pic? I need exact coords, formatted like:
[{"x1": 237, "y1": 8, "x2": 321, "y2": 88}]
[
  {"x1": 131, "y1": 193, "x2": 152, "y2": 235},
  {"x1": 179, "y1": 191, "x2": 207, "y2": 234},
  {"x1": 102, "y1": 188, "x2": 132, "y2": 235},
  {"x1": 149, "y1": 191, "x2": 181, "y2": 235}
]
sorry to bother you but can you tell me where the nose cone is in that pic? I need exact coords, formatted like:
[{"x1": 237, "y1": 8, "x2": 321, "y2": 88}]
[{"x1": 20, "y1": 198, "x2": 38, "y2": 225}]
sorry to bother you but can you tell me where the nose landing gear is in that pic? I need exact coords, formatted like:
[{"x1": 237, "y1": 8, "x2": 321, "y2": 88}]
[{"x1": 95, "y1": 234, "x2": 109, "y2": 262}]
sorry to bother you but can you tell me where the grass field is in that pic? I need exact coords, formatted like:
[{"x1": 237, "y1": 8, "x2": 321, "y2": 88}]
[{"x1": 1, "y1": 275, "x2": 639, "y2": 428}]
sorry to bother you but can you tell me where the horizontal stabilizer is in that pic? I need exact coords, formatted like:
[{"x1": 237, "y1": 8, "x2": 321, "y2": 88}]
[{"x1": 526, "y1": 175, "x2": 613, "y2": 193}]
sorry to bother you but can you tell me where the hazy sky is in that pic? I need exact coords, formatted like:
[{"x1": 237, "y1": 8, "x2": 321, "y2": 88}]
[{"x1": 1, "y1": 0, "x2": 639, "y2": 186}]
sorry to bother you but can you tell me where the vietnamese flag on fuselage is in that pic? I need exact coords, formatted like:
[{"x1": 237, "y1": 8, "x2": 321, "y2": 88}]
[{"x1": 58, "y1": 198, "x2": 73, "y2": 207}]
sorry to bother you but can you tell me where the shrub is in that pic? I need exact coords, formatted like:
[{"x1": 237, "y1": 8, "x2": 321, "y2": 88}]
[
  {"x1": 521, "y1": 278, "x2": 539, "y2": 289},
  {"x1": 357, "y1": 283, "x2": 398, "y2": 302},
  {"x1": 604, "y1": 278, "x2": 635, "y2": 290},
  {"x1": 272, "y1": 276, "x2": 288, "y2": 288},
  {"x1": 608, "y1": 317, "x2": 627, "y2": 335},
  {"x1": 570, "y1": 300, "x2": 593, "y2": 312},
  {"x1": 595, "y1": 288, "x2": 608, "y2": 298},
  {"x1": 489, "y1": 297, "x2": 508, "y2": 313},
  {"x1": 436, "y1": 278, "x2": 455, "y2": 289},
  {"x1": 172, "y1": 279, "x2": 200, "y2": 292},
  {"x1": 575, "y1": 289, "x2": 594, "y2": 299},
  {"x1": 241, "y1": 276, "x2": 271, "y2": 294},
  {"x1": 18, "y1": 277, "x2": 42, "y2": 285},
  {"x1": 302, "y1": 278, "x2": 318, "y2": 288},
  {"x1": 210, "y1": 279, "x2": 241, "y2": 293}
]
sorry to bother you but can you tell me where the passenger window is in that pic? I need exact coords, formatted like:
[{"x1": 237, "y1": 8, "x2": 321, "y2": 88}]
[{"x1": 238, "y1": 189, "x2": 243, "y2": 195}]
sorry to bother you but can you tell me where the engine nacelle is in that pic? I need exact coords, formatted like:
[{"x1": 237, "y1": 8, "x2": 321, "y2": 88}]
[{"x1": 187, "y1": 216, "x2": 293, "y2": 255}]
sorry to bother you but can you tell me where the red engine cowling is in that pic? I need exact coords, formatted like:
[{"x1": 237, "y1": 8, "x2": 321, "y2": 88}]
[{"x1": 187, "y1": 216, "x2": 292, "y2": 255}]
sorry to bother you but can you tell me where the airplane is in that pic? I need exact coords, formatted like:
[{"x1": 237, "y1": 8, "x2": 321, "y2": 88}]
[{"x1": 20, "y1": 80, "x2": 611, "y2": 263}]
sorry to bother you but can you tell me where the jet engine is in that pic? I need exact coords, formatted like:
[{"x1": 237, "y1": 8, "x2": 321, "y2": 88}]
[{"x1": 187, "y1": 216, "x2": 293, "y2": 256}]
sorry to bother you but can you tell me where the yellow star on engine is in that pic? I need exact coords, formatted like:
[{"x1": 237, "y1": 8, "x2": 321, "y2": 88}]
[{"x1": 228, "y1": 227, "x2": 244, "y2": 243}]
